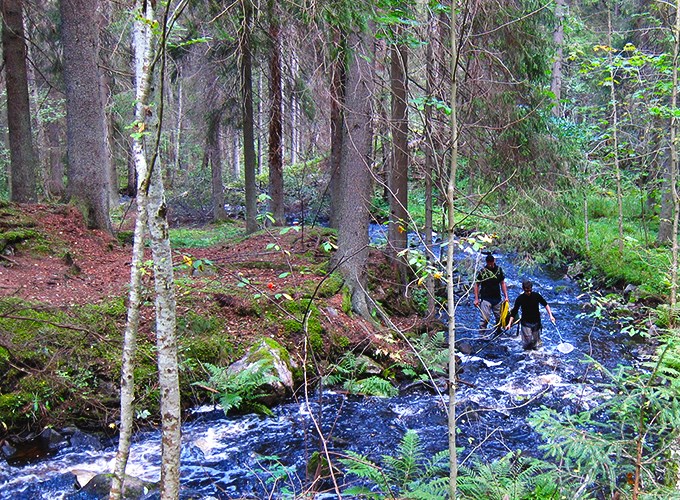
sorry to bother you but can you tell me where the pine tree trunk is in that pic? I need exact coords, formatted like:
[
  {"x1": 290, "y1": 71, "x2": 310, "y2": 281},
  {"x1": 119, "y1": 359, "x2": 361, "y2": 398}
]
[
  {"x1": 331, "y1": 27, "x2": 374, "y2": 319},
  {"x1": 2, "y1": 0, "x2": 38, "y2": 202},
  {"x1": 268, "y1": 0, "x2": 285, "y2": 225},
  {"x1": 388, "y1": 34, "x2": 409, "y2": 283},
  {"x1": 328, "y1": 29, "x2": 346, "y2": 229},
  {"x1": 60, "y1": 0, "x2": 111, "y2": 231},
  {"x1": 240, "y1": 0, "x2": 258, "y2": 233}
]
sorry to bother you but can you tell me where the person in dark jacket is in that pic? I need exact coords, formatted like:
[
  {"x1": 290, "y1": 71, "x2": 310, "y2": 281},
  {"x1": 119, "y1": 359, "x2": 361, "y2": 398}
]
[
  {"x1": 506, "y1": 280, "x2": 555, "y2": 350},
  {"x1": 473, "y1": 254, "x2": 509, "y2": 335}
]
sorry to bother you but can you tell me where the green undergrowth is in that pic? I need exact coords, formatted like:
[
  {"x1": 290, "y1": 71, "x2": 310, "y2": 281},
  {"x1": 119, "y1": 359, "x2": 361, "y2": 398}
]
[
  {"x1": 0, "y1": 203, "x2": 48, "y2": 255},
  {"x1": 169, "y1": 221, "x2": 245, "y2": 248},
  {"x1": 0, "y1": 295, "x2": 244, "y2": 435}
]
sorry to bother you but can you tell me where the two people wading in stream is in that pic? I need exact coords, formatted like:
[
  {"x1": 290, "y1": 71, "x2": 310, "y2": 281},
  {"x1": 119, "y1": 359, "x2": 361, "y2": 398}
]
[{"x1": 473, "y1": 254, "x2": 556, "y2": 351}]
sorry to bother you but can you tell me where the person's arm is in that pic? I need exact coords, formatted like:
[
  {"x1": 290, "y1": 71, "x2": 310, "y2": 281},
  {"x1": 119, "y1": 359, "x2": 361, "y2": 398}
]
[
  {"x1": 473, "y1": 282, "x2": 479, "y2": 307},
  {"x1": 506, "y1": 297, "x2": 520, "y2": 329},
  {"x1": 501, "y1": 280, "x2": 509, "y2": 302},
  {"x1": 545, "y1": 303, "x2": 555, "y2": 324}
]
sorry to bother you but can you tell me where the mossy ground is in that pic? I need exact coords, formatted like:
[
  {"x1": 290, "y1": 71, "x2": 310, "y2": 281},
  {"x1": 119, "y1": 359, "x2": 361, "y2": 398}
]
[{"x1": 0, "y1": 204, "x2": 420, "y2": 438}]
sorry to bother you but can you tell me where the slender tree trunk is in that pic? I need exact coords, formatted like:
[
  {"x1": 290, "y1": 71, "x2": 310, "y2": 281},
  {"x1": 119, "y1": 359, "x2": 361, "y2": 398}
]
[
  {"x1": 550, "y1": 0, "x2": 565, "y2": 117},
  {"x1": 447, "y1": 3, "x2": 459, "y2": 497},
  {"x1": 331, "y1": 27, "x2": 374, "y2": 318},
  {"x1": 60, "y1": 0, "x2": 111, "y2": 231},
  {"x1": 240, "y1": 0, "x2": 258, "y2": 233},
  {"x1": 670, "y1": 0, "x2": 680, "y2": 324},
  {"x1": 388, "y1": 31, "x2": 409, "y2": 283},
  {"x1": 258, "y1": 70, "x2": 264, "y2": 175},
  {"x1": 659, "y1": 159, "x2": 674, "y2": 245},
  {"x1": 109, "y1": 4, "x2": 155, "y2": 495},
  {"x1": 172, "y1": 76, "x2": 183, "y2": 189},
  {"x1": 607, "y1": 10, "x2": 624, "y2": 256},
  {"x1": 328, "y1": 29, "x2": 346, "y2": 229},
  {"x1": 110, "y1": 3, "x2": 181, "y2": 498},
  {"x1": 209, "y1": 112, "x2": 227, "y2": 221},
  {"x1": 424, "y1": 8, "x2": 436, "y2": 317},
  {"x1": 46, "y1": 120, "x2": 65, "y2": 199},
  {"x1": 232, "y1": 131, "x2": 241, "y2": 178},
  {"x1": 268, "y1": 0, "x2": 285, "y2": 225},
  {"x1": 2, "y1": 0, "x2": 38, "y2": 202},
  {"x1": 290, "y1": 53, "x2": 300, "y2": 166}
]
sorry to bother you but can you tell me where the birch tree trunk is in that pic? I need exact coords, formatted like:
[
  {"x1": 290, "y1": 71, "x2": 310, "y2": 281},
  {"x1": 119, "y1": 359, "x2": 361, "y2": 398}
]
[
  {"x1": 670, "y1": 0, "x2": 680, "y2": 324},
  {"x1": 607, "y1": 10, "x2": 624, "y2": 257},
  {"x1": 447, "y1": 2, "x2": 459, "y2": 496},
  {"x1": 550, "y1": 0, "x2": 566, "y2": 117},
  {"x1": 110, "y1": 2, "x2": 181, "y2": 498}
]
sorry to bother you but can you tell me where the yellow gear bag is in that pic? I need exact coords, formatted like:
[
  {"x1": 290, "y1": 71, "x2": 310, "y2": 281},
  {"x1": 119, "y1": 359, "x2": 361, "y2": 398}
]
[{"x1": 499, "y1": 299, "x2": 510, "y2": 328}]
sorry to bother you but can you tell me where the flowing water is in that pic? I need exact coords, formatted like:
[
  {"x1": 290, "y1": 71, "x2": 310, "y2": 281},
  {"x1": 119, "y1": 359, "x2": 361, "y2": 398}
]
[{"x1": 0, "y1": 241, "x2": 652, "y2": 499}]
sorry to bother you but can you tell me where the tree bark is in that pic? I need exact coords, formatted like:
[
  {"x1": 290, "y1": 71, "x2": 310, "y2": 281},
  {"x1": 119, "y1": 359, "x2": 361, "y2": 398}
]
[
  {"x1": 328, "y1": 29, "x2": 346, "y2": 229},
  {"x1": 209, "y1": 111, "x2": 227, "y2": 221},
  {"x1": 268, "y1": 0, "x2": 285, "y2": 225},
  {"x1": 60, "y1": 0, "x2": 111, "y2": 232},
  {"x1": 448, "y1": 3, "x2": 459, "y2": 497},
  {"x1": 2, "y1": 0, "x2": 38, "y2": 202},
  {"x1": 670, "y1": 0, "x2": 680, "y2": 323},
  {"x1": 331, "y1": 27, "x2": 374, "y2": 319},
  {"x1": 606, "y1": 10, "x2": 624, "y2": 256},
  {"x1": 550, "y1": 0, "x2": 566, "y2": 117},
  {"x1": 240, "y1": 0, "x2": 258, "y2": 233},
  {"x1": 110, "y1": 3, "x2": 181, "y2": 498},
  {"x1": 388, "y1": 32, "x2": 409, "y2": 282}
]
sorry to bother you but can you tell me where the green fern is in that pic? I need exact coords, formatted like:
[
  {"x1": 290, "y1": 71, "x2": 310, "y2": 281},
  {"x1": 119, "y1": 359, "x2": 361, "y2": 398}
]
[
  {"x1": 529, "y1": 341, "x2": 680, "y2": 499},
  {"x1": 458, "y1": 451, "x2": 565, "y2": 500},
  {"x1": 325, "y1": 353, "x2": 398, "y2": 397},
  {"x1": 199, "y1": 359, "x2": 279, "y2": 416},
  {"x1": 399, "y1": 331, "x2": 448, "y2": 382},
  {"x1": 340, "y1": 429, "x2": 449, "y2": 499},
  {"x1": 345, "y1": 376, "x2": 398, "y2": 397}
]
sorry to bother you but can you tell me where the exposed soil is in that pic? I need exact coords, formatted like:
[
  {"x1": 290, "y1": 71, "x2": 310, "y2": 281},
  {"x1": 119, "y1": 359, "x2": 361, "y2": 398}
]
[
  {"x1": 0, "y1": 203, "x2": 382, "y2": 339},
  {"x1": 0, "y1": 203, "x2": 426, "y2": 438}
]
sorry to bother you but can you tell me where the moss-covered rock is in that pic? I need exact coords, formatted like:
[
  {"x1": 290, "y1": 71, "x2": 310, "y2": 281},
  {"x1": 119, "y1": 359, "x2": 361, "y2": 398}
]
[{"x1": 227, "y1": 338, "x2": 298, "y2": 399}]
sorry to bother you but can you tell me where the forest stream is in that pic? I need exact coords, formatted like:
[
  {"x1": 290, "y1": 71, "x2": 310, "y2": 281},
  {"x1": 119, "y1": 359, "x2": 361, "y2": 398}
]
[{"x1": 0, "y1": 246, "x2": 653, "y2": 499}]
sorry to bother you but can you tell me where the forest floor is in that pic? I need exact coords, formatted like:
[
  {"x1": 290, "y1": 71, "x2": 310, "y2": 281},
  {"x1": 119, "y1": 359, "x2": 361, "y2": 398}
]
[{"x1": 0, "y1": 203, "x2": 427, "y2": 440}]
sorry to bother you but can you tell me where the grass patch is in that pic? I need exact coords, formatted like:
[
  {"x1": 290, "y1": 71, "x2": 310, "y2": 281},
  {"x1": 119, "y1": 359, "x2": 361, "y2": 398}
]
[{"x1": 170, "y1": 221, "x2": 244, "y2": 248}]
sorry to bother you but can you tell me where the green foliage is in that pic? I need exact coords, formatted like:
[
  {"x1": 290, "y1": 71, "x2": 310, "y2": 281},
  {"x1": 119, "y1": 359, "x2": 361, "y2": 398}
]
[
  {"x1": 529, "y1": 342, "x2": 680, "y2": 499},
  {"x1": 340, "y1": 429, "x2": 449, "y2": 499},
  {"x1": 325, "y1": 353, "x2": 397, "y2": 397},
  {"x1": 169, "y1": 224, "x2": 244, "y2": 248},
  {"x1": 458, "y1": 452, "x2": 572, "y2": 500},
  {"x1": 401, "y1": 331, "x2": 448, "y2": 382},
  {"x1": 315, "y1": 271, "x2": 344, "y2": 298},
  {"x1": 199, "y1": 359, "x2": 279, "y2": 416}
]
